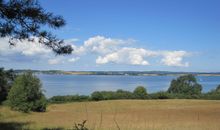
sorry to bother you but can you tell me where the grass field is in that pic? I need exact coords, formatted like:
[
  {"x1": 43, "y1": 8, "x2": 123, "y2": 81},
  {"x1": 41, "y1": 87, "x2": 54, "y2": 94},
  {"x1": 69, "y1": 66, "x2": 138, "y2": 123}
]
[{"x1": 0, "y1": 100, "x2": 220, "y2": 130}]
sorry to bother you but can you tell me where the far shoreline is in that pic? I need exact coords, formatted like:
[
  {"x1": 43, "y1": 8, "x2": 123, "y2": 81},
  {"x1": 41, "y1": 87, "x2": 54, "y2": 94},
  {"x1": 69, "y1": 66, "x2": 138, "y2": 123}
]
[{"x1": 13, "y1": 69, "x2": 220, "y2": 76}]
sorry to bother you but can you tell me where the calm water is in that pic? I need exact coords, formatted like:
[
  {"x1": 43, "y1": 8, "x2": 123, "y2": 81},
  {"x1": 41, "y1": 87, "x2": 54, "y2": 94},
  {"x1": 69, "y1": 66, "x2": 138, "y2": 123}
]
[{"x1": 37, "y1": 74, "x2": 220, "y2": 97}]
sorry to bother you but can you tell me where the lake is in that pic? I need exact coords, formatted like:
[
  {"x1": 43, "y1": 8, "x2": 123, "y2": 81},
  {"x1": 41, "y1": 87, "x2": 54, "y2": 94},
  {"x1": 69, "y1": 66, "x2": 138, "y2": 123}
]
[{"x1": 37, "y1": 74, "x2": 220, "y2": 97}]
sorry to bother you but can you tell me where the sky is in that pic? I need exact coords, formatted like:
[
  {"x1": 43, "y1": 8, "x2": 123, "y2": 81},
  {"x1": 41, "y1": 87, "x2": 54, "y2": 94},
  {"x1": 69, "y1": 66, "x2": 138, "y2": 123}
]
[{"x1": 0, "y1": 0, "x2": 220, "y2": 72}]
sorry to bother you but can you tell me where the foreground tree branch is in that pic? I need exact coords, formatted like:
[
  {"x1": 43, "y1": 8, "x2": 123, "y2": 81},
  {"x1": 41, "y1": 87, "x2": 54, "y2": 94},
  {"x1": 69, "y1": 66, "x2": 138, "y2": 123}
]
[{"x1": 0, "y1": 0, "x2": 73, "y2": 54}]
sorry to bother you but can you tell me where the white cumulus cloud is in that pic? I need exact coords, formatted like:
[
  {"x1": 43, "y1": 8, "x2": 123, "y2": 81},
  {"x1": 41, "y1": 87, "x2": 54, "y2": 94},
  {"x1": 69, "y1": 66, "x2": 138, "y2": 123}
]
[
  {"x1": 96, "y1": 47, "x2": 157, "y2": 65},
  {"x1": 0, "y1": 37, "x2": 80, "y2": 65},
  {"x1": 66, "y1": 35, "x2": 135, "y2": 55},
  {"x1": 68, "y1": 57, "x2": 80, "y2": 63},
  {"x1": 161, "y1": 51, "x2": 189, "y2": 67},
  {"x1": 0, "y1": 37, "x2": 51, "y2": 56},
  {"x1": 96, "y1": 47, "x2": 190, "y2": 67},
  {"x1": 84, "y1": 35, "x2": 127, "y2": 54},
  {"x1": 48, "y1": 56, "x2": 80, "y2": 65},
  {"x1": 48, "y1": 58, "x2": 63, "y2": 65}
]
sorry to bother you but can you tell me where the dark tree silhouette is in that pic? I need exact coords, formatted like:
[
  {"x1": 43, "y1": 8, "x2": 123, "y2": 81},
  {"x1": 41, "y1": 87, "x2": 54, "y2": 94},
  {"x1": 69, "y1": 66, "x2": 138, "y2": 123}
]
[
  {"x1": 0, "y1": 68, "x2": 16, "y2": 103},
  {"x1": 0, "y1": 0, "x2": 73, "y2": 54}
]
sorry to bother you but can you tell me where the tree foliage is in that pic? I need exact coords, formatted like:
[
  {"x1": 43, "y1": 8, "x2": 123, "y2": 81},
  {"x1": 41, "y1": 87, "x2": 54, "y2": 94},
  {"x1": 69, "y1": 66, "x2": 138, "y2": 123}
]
[
  {"x1": 133, "y1": 86, "x2": 147, "y2": 99},
  {"x1": 91, "y1": 91, "x2": 104, "y2": 101},
  {"x1": 215, "y1": 85, "x2": 220, "y2": 93},
  {"x1": 89, "y1": 89, "x2": 134, "y2": 101},
  {"x1": 49, "y1": 95, "x2": 89, "y2": 103},
  {"x1": 0, "y1": 0, "x2": 73, "y2": 54},
  {"x1": 149, "y1": 91, "x2": 171, "y2": 99},
  {"x1": 0, "y1": 68, "x2": 16, "y2": 103},
  {"x1": 8, "y1": 72, "x2": 47, "y2": 112},
  {"x1": 167, "y1": 74, "x2": 202, "y2": 95},
  {"x1": 115, "y1": 89, "x2": 133, "y2": 99}
]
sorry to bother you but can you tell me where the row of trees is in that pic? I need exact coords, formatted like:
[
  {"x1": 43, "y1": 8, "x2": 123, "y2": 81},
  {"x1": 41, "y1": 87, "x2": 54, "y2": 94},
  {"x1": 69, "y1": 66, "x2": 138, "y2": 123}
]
[
  {"x1": 48, "y1": 86, "x2": 147, "y2": 103},
  {"x1": 50, "y1": 74, "x2": 220, "y2": 103},
  {"x1": 91, "y1": 86, "x2": 147, "y2": 101},
  {"x1": 90, "y1": 74, "x2": 204, "y2": 100}
]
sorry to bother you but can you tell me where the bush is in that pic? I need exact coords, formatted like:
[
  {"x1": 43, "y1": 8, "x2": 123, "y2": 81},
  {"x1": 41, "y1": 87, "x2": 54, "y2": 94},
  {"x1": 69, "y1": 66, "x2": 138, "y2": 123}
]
[
  {"x1": 149, "y1": 91, "x2": 171, "y2": 99},
  {"x1": 90, "y1": 90, "x2": 134, "y2": 101},
  {"x1": 91, "y1": 91, "x2": 104, "y2": 101},
  {"x1": 97, "y1": 91, "x2": 117, "y2": 100},
  {"x1": 49, "y1": 95, "x2": 89, "y2": 103},
  {"x1": 215, "y1": 85, "x2": 220, "y2": 93},
  {"x1": 201, "y1": 85, "x2": 220, "y2": 100},
  {"x1": 133, "y1": 86, "x2": 147, "y2": 99},
  {"x1": 7, "y1": 72, "x2": 47, "y2": 112},
  {"x1": 33, "y1": 96, "x2": 47, "y2": 112},
  {"x1": 115, "y1": 89, "x2": 133, "y2": 99}
]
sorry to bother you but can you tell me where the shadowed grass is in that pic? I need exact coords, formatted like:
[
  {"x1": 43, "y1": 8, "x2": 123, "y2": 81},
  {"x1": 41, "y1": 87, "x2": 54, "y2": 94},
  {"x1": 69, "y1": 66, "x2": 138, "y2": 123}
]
[{"x1": 0, "y1": 122, "x2": 30, "y2": 130}]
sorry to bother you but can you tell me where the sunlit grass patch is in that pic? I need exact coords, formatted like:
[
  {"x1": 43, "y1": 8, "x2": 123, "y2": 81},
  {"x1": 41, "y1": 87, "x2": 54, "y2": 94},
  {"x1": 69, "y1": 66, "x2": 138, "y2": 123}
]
[{"x1": 1, "y1": 100, "x2": 220, "y2": 130}]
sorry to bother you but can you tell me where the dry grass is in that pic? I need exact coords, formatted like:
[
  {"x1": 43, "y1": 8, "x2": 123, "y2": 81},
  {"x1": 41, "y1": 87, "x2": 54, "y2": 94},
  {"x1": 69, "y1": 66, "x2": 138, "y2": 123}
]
[{"x1": 1, "y1": 100, "x2": 220, "y2": 130}]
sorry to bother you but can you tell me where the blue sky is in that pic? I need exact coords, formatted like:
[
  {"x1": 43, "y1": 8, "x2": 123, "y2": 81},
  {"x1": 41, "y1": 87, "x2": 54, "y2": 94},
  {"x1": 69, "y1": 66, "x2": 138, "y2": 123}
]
[{"x1": 0, "y1": 0, "x2": 220, "y2": 71}]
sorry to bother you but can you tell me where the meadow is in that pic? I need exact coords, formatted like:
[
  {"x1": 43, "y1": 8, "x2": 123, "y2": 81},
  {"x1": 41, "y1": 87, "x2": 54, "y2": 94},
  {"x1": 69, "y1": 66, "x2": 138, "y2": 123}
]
[{"x1": 1, "y1": 99, "x2": 220, "y2": 130}]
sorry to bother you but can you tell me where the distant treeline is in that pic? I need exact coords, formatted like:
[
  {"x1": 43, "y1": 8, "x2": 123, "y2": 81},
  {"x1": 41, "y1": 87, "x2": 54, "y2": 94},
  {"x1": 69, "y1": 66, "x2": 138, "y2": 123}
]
[
  {"x1": 48, "y1": 89, "x2": 220, "y2": 104},
  {"x1": 49, "y1": 74, "x2": 220, "y2": 103},
  {"x1": 13, "y1": 69, "x2": 220, "y2": 76}
]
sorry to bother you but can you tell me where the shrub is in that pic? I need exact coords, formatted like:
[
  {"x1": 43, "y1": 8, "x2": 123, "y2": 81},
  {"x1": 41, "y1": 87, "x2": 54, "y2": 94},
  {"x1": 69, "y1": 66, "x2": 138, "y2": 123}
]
[
  {"x1": 201, "y1": 93, "x2": 220, "y2": 100},
  {"x1": 149, "y1": 91, "x2": 171, "y2": 99},
  {"x1": 90, "y1": 90, "x2": 134, "y2": 101},
  {"x1": 133, "y1": 86, "x2": 147, "y2": 99},
  {"x1": 215, "y1": 85, "x2": 220, "y2": 93},
  {"x1": 49, "y1": 95, "x2": 89, "y2": 103},
  {"x1": 115, "y1": 89, "x2": 133, "y2": 99},
  {"x1": 98, "y1": 91, "x2": 117, "y2": 100},
  {"x1": 91, "y1": 91, "x2": 104, "y2": 101},
  {"x1": 201, "y1": 85, "x2": 220, "y2": 100},
  {"x1": 7, "y1": 72, "x2": 47, "y2": 112},
  {"x1": 33, "y1": 96, "x2": 47, "y2": 112}
]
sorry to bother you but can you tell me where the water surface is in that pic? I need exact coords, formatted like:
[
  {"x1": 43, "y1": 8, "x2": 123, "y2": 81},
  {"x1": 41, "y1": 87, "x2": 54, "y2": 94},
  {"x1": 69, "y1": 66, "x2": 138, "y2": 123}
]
[{"x1": 37, "y1": 74, "x2": 220, "y2": 97}]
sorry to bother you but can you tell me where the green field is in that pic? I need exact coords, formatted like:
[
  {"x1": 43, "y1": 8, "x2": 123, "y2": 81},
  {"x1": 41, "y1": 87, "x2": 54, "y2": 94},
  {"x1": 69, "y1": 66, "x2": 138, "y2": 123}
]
[{"x1": 1, "y1": 100, "x2": 220, "y2": 130}]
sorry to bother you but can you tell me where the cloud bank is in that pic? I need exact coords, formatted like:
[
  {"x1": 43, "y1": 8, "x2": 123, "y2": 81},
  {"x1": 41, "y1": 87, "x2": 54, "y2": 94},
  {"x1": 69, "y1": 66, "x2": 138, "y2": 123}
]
[{"x1": 0, "y1": 35, "x2": 190, "y2": 67}]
